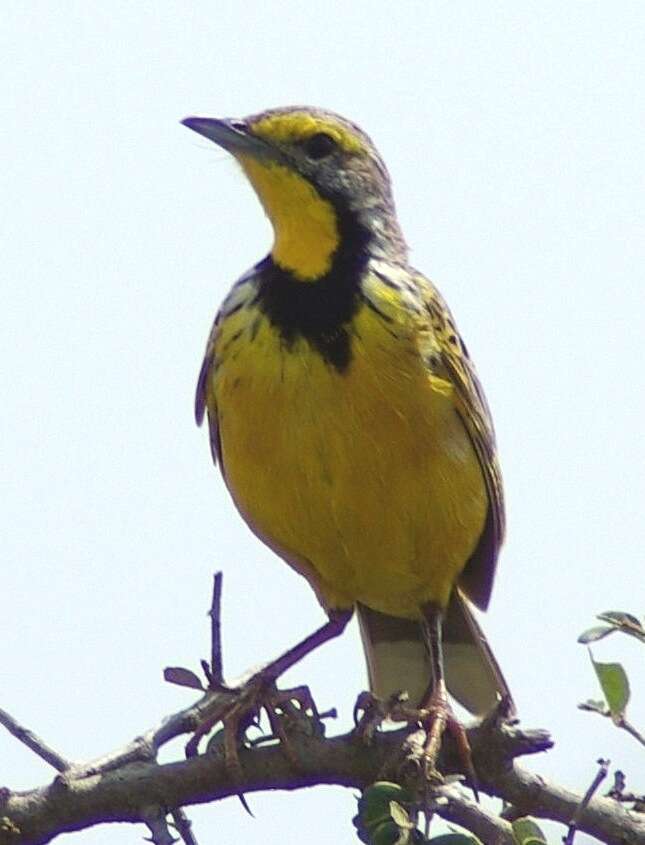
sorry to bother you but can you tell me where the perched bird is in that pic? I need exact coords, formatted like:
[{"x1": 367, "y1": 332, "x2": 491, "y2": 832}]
[{"x1": 183, "y1": 107, "x2": 511, "y2": 773}]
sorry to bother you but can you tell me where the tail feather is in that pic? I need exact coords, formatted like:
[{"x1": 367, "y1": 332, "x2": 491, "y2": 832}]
[{"x1": 357, "y1": 590, "x2": 513, "y2": 717}]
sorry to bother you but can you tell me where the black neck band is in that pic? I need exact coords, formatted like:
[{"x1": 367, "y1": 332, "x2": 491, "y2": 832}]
[{"x1": 256, "y1": 203, "x2": 372, "y2": 372}]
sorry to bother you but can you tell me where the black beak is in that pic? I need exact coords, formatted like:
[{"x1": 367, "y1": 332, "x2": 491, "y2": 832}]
[{"x1": 181, "y1": 116, "x2": 272, "y2": 159}]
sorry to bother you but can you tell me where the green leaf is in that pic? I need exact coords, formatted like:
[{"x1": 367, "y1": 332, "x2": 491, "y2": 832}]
[
  {"x1": 389, "y1": 802, "x2": 414, "y2": 830},
  {"x1": 512, "y1": 817, "x2": 548, "y2": 844},
  {"x1": 428, "y1": 835, "x2": 482, "y2": 844},
  {"x1": 589, "y1": 653, "x2": 630, "y2": 718},
  {"x1": 371, "y1": 820, "x2": 410, "y2": 845},
  {"x1": 578, "y1": 625, "x2": 614, "y2": 644},
  {"x1": 357, "y1": 782, "x2": 413, "y2": 834}
]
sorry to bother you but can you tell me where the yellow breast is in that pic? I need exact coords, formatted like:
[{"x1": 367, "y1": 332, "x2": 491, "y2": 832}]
[{"x1": 210, "y1": 291, "x2": 487, "y2": 619}]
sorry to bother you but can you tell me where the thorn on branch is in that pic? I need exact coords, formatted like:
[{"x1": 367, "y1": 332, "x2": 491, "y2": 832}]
[
  {"x1": 199, "y1": 660, "x2": 212, "y2": 687},
  {"x1": 237, "y1": 792, "x2": 254, "y2": 817}
]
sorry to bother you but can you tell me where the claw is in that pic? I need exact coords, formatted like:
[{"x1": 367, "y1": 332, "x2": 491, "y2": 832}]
[
  {"x1": 354, "y1": 691, "x2": 390, "y2": 744},
  {"x1": 353, "y1": 690, "x2": 412, "y2": 744}
]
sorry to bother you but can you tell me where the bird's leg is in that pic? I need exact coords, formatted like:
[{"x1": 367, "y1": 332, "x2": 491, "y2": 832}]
[
  {"x1": 259, "y1": 609, "x2": 353, "y2": 685},
  {"x1": 354, "y1": 604, "x2": 476, "y2": 791},
  {"x1": 419, "y1": 601, "x2": 477, "y2": 792},
  {"x1": 187, "y1": 609, "x2": 352, "y2": 777}
]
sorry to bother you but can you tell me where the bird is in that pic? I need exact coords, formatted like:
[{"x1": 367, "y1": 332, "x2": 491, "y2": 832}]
[{"x1": 182, "y1": 106, "x2": 512, "y2": 776}]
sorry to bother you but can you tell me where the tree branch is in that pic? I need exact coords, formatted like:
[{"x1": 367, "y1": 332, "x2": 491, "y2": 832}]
[
  {"x1": 428, "y1": 783, "x2": 515, "y2": 845},
  {"x1": 489, "y1": 762, "x2": 645, "y2": 845},
  {"x1": 1, "y1": 709, "x2": 643, "y2": 845},
  {"x1": 2, "y1": 577, "x2": 643, "y2": 844}
]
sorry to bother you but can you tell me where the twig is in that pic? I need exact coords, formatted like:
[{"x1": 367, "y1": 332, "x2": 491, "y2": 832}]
[
  {"x1": 63, "y1": 682, "x2": 241, "y2": 778},
  {"x1": 563, "y1": 758, "x2": 609, "y2": 845},
  {"x1": 606, "y1": 772, "x2": 645, "y2": 808},
  {"x1": 142, "y1": 806, "x2": 177, "y2": 845},
  {"x1": 579, "y1": 703, "x2": 645, "y2": 749},
  {"x1": 209, "y1": 572, "x2": 224, "y2": 686},
  {"x1": 170, "y1": 808, "x2": 199, "y2": 845},
  {"x1": 0, "y1": 707, "x2": 70, "y2": 773},
  {"x1": 618, "y1": 719, "x2": 645, "y2": 749}
]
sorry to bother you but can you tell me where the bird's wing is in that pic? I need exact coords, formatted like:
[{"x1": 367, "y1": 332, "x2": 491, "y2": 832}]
[
  {"x1": 416, "y1": 272, "x2": 505, "y2": 611},
  {"x1": 195, "y1": 266, "x2": 261, "y2": 467},
  {"x1": 195, "y1": 317, "x2": 223, "y2": 466}
]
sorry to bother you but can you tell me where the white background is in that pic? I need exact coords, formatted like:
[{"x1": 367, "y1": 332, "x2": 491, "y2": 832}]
[{"x1": 2, "y1": 3, "x2": 644, "y2": 843}]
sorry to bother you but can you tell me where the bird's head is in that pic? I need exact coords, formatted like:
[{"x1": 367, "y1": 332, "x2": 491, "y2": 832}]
[{"x1": 182, "y1": 106, "x2": 406, "y2": 281}]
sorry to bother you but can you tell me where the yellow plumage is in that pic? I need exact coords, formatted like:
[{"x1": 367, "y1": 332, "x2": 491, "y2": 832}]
[{"x1": 209, "y1": 269, "x2": 487, "y2": 616}]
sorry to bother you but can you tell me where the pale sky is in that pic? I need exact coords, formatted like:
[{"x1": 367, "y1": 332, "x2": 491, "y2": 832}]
[{"x1": 2, "y1": 3, "x2": 644, "y2": 844}]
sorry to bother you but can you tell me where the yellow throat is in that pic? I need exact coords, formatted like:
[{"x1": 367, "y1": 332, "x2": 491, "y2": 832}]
[{"x1": 236, "y1": 154, "x2": 340, "y2": 281}]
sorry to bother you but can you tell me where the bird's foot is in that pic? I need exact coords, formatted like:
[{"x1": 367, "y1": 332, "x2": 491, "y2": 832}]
[
  {"x1": 245, "y1": 682, "x2": 335, "y2": 755},
  {"x1": 176, "y1": 612, "x2": 350, "y2": 783},
  {"x1": 354, "y1": 685, "x2": 477, "y2": 796},
  {"x1": 186, "y1": 671, "x2": 331, "y2": 782}
]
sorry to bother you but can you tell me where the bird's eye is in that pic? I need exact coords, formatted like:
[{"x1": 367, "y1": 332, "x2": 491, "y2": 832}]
[{"x1": 303, "y1": 132, "x2": 337, "y2": 160}]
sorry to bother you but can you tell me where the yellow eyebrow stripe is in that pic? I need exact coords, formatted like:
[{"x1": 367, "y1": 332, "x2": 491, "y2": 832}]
[{"x1": 250, "y1": 112, "x2": 365, "y2": 154}]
